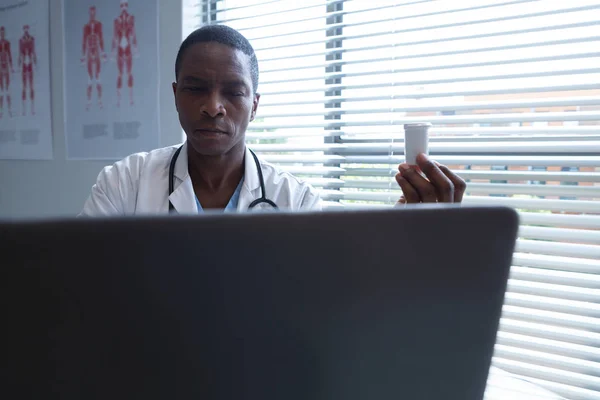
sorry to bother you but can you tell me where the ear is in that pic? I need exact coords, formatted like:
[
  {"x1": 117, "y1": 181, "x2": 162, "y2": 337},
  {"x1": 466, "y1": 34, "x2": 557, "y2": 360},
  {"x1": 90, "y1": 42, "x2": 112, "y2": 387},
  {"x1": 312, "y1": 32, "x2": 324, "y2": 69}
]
[
  {"x1": 250, "y1": 93, "x2": 260, "y2": 122},
  {"x1": 172, "y1": 82, "x2": 178, "y2": 112}
]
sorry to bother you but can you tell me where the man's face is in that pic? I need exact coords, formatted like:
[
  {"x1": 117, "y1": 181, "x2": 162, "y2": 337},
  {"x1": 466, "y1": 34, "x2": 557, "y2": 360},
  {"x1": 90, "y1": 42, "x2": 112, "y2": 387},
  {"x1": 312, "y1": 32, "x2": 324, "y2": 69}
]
[
  {"x1": 172, "y1": 42, "x2": 259, "y2": 156},
  {"x1": 121, "y1": 1, "x2": 128, "y2": 13},
  {"x1": 23, "y1": 25, "x2": 28, "y2": 35},
  {"x1": 90, "y1": 7, "x2": 96, "y2": 20}
]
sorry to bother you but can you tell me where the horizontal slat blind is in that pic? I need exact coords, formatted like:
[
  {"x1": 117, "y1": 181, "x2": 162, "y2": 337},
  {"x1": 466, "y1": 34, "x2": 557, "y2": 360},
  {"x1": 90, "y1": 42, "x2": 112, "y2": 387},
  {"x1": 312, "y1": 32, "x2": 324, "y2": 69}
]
[{"x1": 190, "y1": 1, "x2": 600, "y2": 399}]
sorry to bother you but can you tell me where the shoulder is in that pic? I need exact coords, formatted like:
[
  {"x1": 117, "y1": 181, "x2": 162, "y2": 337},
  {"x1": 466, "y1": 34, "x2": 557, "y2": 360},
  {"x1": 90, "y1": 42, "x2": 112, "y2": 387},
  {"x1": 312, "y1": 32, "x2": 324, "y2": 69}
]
[
  {"x1": 257, "y1": 157, "x2": 322, "y2": 209},
  {"x1": 124, "y1": 144, "x2": 178, "y2": 168},
  {"x1": 81, "y1": 145, "x2": 180, "y2": 216},
  {"x1": 99, "y1": 145, "x2": 178, "y2": 182},
  {"x1": 259, "y1": 159, "x2": 306, "y2": 187}
]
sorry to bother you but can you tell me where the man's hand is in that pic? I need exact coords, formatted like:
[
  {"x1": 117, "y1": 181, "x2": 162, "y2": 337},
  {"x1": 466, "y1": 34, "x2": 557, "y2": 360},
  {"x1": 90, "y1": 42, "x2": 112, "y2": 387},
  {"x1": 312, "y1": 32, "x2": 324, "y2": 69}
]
[{"x1": 395, "y1": 153, "x2": 466, "y2": 204}]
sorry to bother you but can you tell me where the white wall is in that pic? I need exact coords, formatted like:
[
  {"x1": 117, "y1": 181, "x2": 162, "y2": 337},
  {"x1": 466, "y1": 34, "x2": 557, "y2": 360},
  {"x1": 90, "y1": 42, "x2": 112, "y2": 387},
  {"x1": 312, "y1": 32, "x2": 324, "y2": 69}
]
[{"x1": 0, "y1": 0, "x2": 182, "y2": 219}]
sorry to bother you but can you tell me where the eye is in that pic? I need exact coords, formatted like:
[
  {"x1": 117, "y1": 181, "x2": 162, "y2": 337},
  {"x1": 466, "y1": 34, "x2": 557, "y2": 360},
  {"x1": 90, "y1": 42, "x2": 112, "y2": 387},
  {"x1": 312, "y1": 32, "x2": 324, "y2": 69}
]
[
  {"x1": 182, "y1": 86, "x2": 205, "y2": 92},
  {"x1": 230, "y1": 91, "x2": 245, "y2": 97}
]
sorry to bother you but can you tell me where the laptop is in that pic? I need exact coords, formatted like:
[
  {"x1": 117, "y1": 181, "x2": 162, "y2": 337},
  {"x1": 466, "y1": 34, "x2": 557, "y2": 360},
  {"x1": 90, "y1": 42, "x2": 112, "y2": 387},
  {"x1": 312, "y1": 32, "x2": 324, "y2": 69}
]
[{"x1": 2, "y1": 206, "x2": 518, "y2": 400}]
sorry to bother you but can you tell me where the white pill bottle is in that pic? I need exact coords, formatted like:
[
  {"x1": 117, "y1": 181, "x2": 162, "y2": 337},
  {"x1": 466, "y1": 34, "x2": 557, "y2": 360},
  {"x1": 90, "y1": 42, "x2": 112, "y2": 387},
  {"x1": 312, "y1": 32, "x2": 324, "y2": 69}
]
[{"x1": 403, "y1": 122, "x2": 431, "y2": 166}]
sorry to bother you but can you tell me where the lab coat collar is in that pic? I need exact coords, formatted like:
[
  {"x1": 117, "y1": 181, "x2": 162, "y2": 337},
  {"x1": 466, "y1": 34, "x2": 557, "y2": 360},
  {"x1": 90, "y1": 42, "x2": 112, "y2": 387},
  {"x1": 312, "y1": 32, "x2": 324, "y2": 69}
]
[
  {"x1": 237, "y1": 146, "x2": 262, "y2": 211},
  {"x1": 243, "y1": 146, "x2": 261, "y2": 193},
  {"x1": 169, "y1": 142, "x2": 260, "y2": 213},
  {"x1": 168, "y1": 142, "x2": 196, "y2": 214},
  {"x1": 172, "y1": 141, "x2": 189, "y2": 181}
]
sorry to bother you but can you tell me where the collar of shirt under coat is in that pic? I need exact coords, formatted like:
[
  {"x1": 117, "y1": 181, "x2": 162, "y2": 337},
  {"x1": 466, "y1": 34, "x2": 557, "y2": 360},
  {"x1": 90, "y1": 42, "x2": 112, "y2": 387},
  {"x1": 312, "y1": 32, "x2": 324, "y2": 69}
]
[{"x1": 167, "y1": 141, "x2": 261, "y2": 214}]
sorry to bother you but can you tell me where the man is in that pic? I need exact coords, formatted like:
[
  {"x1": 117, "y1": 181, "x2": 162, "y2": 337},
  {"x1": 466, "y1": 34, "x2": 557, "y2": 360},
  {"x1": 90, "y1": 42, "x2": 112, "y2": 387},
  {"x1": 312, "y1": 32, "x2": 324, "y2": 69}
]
[
  {"x1": 18, "y1": 24, "x2": 36, "y2": 116},
  {"x1": 111, "y1": 0, "x2": 137, "y2": 107},
  {"x1": 0, "y1": 26, "x2": 14, "y2": 118},
  {"x1": 81, "y1": 25, "x2": 465, "y2": 216},
  {"x1": 81, "y1": 6, "x2": 107, "y2": 111}
]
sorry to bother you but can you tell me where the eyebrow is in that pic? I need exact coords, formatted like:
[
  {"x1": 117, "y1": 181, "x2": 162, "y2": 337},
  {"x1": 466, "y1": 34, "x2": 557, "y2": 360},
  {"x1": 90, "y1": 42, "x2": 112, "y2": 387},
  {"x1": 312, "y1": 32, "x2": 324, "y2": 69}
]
[
  {"x1": 180, "y1": 76, "x2": 249, "y2": 89},
  {"x1": 222, "y1": 80, "x2": 248, "y2": 88},
  {"x1": 181, "y1": 76, "x2": 206, "y2": 85}
]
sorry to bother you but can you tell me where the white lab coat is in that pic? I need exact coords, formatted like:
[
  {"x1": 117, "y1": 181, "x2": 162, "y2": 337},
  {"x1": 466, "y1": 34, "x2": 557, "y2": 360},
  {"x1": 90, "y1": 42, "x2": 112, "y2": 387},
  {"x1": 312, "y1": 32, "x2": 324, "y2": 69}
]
[{"x1": 80, "y1": 142, "x2": 322, "y2": 216}]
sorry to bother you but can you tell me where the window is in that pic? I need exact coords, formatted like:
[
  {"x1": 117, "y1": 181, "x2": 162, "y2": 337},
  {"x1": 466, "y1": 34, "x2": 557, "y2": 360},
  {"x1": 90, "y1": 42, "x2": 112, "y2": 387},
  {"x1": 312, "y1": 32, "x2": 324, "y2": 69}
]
[{"x1": 185, "y1": 1, "x2": 600, "y2": 398}]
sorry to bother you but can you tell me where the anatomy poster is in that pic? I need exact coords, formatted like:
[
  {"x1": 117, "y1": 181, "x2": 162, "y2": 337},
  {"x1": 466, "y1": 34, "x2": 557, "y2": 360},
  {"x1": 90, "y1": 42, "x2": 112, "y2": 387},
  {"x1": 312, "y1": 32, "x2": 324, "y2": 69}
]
[
  {"x1": 0, "y1": 0, "x2": 52, "y2": 160},
  {"x1": 64, "y1": 0, "x2": 159, "y2": 160}
]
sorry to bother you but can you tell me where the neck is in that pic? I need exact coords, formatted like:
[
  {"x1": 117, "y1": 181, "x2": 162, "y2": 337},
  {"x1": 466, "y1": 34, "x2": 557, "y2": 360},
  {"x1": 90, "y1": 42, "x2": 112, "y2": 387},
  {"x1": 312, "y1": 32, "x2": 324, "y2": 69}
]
[{"x1": 187, "y1": 142, "x2": 246, "y2": 192}]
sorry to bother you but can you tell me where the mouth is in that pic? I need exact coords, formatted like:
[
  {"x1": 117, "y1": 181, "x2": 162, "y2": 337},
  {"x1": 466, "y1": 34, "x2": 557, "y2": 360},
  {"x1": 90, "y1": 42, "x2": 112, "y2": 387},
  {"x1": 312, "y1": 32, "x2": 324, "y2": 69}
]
[{"x1": 194, "y1": 128, "x2": 227, "y2": 137}]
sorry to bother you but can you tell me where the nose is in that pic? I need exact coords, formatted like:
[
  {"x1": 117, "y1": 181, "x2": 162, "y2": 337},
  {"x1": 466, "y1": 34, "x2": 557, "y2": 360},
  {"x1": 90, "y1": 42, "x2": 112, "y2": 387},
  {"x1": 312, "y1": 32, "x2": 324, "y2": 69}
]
[{"x1": 201, "y1": 91, "x2": 226, "y2": 118}]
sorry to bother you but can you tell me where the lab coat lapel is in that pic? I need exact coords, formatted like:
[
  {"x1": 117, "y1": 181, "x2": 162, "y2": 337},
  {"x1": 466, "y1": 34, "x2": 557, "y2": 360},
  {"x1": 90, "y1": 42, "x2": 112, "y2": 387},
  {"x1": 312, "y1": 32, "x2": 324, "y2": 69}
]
[
  {"x1": 237, "y1": 147, "x2": 261, "y2": 210},
  {"x1": 167, "y1": 142, "x2": 198, "y2": 214}
]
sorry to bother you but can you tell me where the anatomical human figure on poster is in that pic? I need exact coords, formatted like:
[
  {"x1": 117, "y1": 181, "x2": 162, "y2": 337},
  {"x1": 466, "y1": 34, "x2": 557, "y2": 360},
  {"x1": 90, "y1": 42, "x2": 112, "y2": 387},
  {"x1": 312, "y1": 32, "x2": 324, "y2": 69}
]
[
  {"x1": 0, "y1": 25, "x2": 14, "y2": 119},
  {"x1": 19, "y1": 23, "x2": 36, "y2": 116},
  {"x1": 81, "y1": 5, "x2": 106, "y2": 111},
  {"x1": 64, "y1": 0, "x2": 158, "y2": 160},
  {"x1": 111, "y1": 0, "x2": 137, "y2": 108},
  {"x1": 0, "y1": 0, "x2": 52, "y2": 160}
]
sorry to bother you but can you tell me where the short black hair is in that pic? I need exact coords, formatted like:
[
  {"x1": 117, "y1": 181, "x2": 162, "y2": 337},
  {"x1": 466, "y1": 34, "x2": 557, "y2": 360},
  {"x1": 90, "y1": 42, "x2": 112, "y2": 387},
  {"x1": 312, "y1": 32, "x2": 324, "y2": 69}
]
[{"x1": 175, "y1": 25, "x2": 259, "y2": 93}]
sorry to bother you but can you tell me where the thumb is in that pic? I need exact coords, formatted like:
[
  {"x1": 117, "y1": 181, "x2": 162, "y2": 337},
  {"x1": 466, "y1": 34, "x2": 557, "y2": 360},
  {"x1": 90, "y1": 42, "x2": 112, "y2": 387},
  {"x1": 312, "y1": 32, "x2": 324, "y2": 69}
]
[{"x1": 395, "y1": 196, "x2": 407, "y2": 208}]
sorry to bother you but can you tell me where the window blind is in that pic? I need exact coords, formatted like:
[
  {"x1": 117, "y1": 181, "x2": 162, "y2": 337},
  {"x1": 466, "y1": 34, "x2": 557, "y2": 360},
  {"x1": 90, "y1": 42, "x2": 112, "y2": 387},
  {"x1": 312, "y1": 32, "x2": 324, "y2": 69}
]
[{"x1": 187, "y1": 1, "x2": 600, "y2": 399}]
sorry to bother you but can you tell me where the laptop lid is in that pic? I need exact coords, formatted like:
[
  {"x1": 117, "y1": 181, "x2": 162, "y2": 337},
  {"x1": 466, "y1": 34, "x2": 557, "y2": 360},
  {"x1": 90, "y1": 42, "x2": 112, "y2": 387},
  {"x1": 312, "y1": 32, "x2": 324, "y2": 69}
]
[{"x1": 2, "y1": 206, "x2": 518, "y2": 400}]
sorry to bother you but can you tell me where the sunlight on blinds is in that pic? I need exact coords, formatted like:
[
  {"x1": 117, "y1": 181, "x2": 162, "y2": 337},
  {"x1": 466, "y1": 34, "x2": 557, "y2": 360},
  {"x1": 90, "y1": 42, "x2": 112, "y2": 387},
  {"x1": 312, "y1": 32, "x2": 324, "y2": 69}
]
[{"x1": 185, "y1": 1, "x2": 600, "y2": 399}]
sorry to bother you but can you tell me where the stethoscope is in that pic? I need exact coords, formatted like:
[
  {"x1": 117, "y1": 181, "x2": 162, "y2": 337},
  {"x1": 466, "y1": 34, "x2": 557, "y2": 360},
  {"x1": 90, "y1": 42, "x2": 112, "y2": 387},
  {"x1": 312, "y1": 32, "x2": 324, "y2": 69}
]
[{"x1": 168, "y1": 145, "x2": 278, "y2": 212}]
